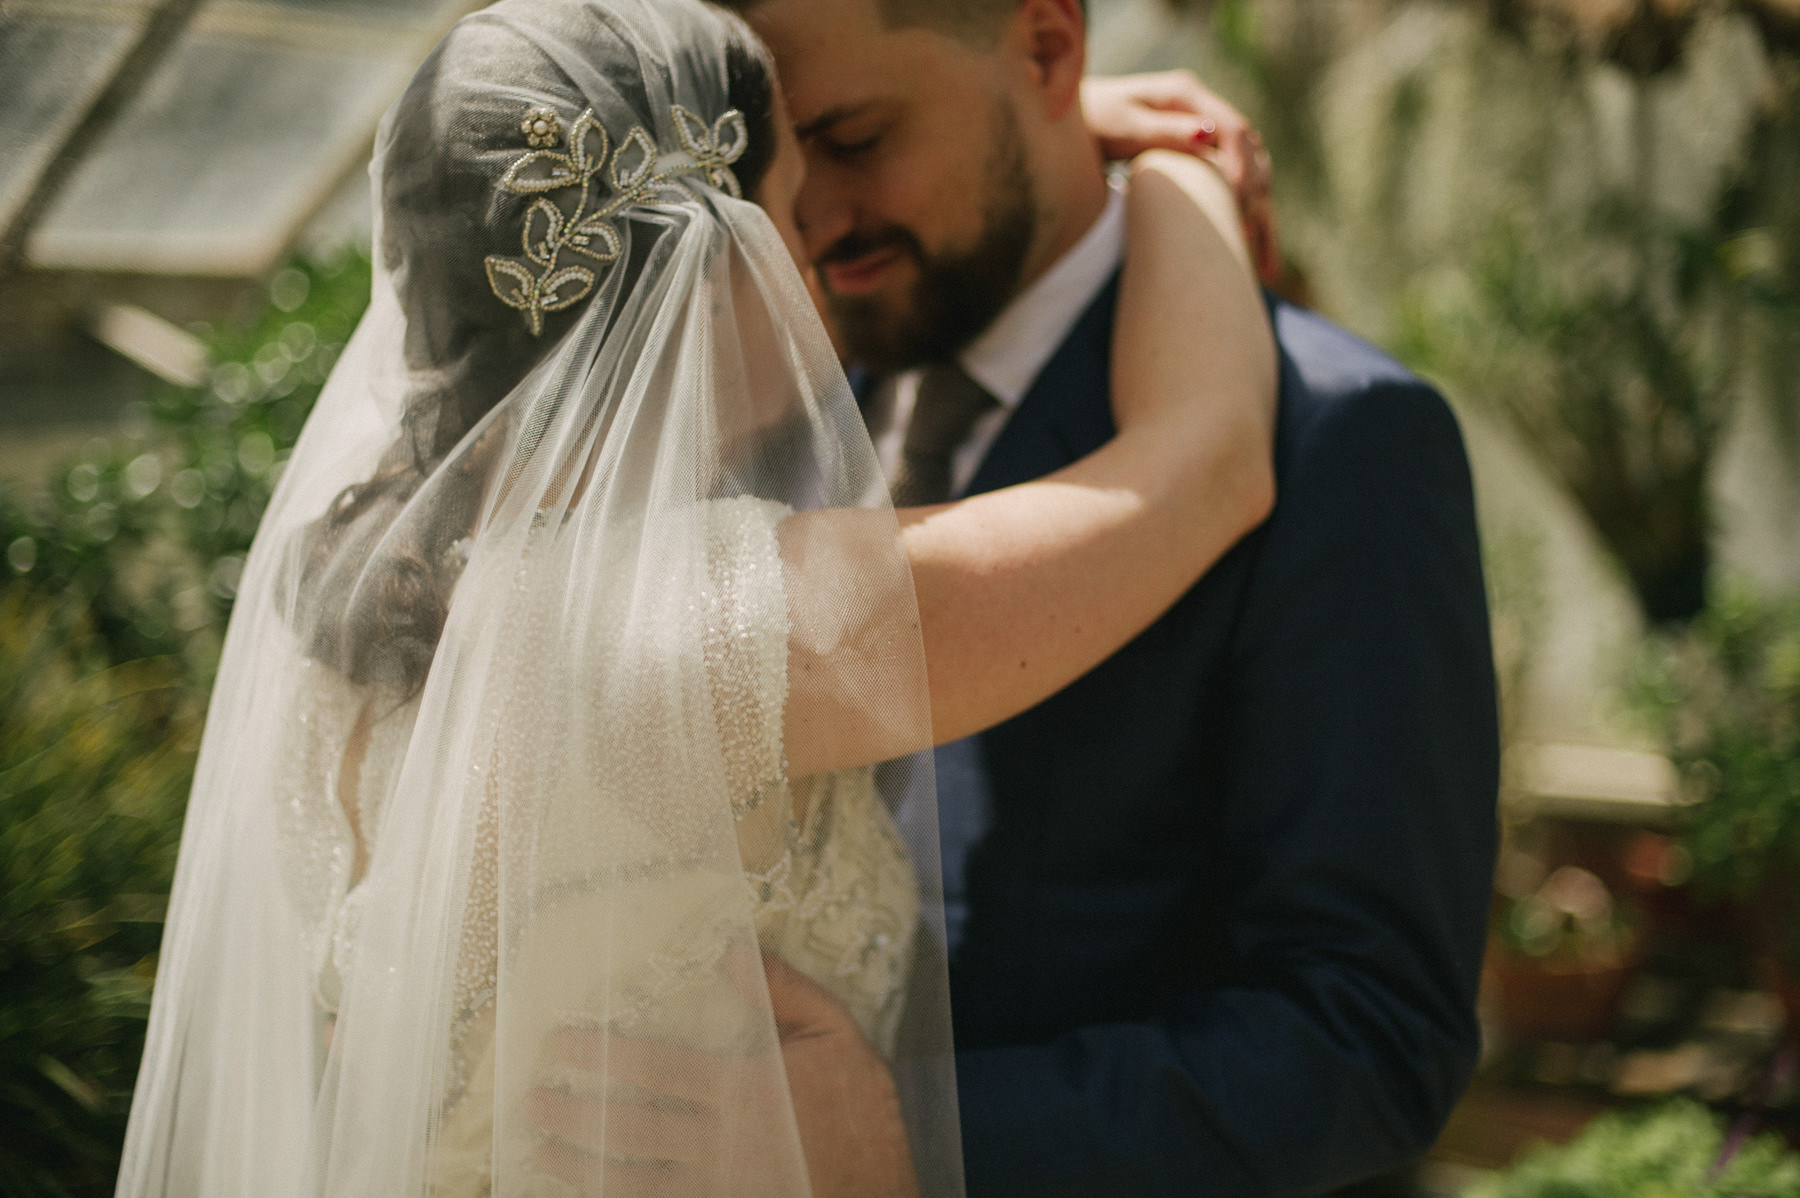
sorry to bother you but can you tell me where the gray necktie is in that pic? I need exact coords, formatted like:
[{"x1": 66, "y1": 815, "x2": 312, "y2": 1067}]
[{"x1": 891, "y1": 363, "x2": 998, "y2": 507}]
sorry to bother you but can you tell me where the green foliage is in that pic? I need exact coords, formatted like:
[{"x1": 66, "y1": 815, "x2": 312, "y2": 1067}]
[
  {"x1": 0, "y1": 590, "x2": 199, "y2": 1196},
  {"x1": 0, "y1": 250, "x2": 370, "y2": 680},
  {"x1": 1397, "y1": 196, "x2": 1759, "y2": 624},
  {"x1": 145, "y1": 256, "x2": 372, "y2": 578},
  {"x1": 1205, "y1": 0, "x2": 1800, "y2": 629},
  {"x1": 1468, "y1": 1099, "x2": 1800, "y2": 1198},
  {"x1": 0, "y1": 250, "x2": 369, "y2": 1195},
  {"x1": 1634, "y1": 581, "x2": 1800, "y2": 903}
]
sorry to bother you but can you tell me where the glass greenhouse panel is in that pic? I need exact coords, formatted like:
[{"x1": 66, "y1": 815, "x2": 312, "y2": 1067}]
[
  {"x1": 27, "y1": 29, "x2": 414, "y2": 275},
  {"x1": 0, "y1": 12, "x2": 142, "y2": 229}
]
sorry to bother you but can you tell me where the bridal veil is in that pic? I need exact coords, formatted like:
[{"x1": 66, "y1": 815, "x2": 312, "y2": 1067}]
[{"x1": 116, "y1": 1, "x2": 961, "y2": 1192}]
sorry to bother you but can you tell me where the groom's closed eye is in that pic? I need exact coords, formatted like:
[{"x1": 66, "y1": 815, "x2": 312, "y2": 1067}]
[
  {"x1": 821, "y1": 131, "x2": 882, "y2": 161},
  {"x1": 794, "y1": 100, "x2": 878, "y2": 142},
  {"x1": 795, "y1": 100, "x2": 893, "y2": 162}
]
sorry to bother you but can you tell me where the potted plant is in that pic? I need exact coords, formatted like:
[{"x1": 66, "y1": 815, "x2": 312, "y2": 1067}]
[
  {"x1": 1467, "y1": 1098, "x2": 1800, "y2": 1198},
  {"x1": 1635, "y1": 582, "x2": 1800, "y2": 1022},
  {"x1": 1487, "y1": 864, "x2": 1641, "y2": 1043}
]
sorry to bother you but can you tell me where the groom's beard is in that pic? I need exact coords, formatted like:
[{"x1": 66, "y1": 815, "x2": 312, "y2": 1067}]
[{"x1": 817, "y1": 106, "x2": 1037, "y2": 375}]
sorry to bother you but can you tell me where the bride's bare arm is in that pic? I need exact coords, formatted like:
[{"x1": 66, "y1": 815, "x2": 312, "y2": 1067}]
[{"x1": 786, "y1": 151, "x2": 1276, "y2": 775}]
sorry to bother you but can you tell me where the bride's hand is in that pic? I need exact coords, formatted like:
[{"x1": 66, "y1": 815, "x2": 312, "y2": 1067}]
[
  {"x1": 522, "y1": 958, "x2": 917, "y2": 1198},
  {"x1": 525, "y1": 1026, "x2": 798, "y2": 1196},
  {"x1": 1082, "y1": 71, "x2": 1281, "y2": 284}
]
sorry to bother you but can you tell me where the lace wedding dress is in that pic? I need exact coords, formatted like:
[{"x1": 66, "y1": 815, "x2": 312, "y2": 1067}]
[{"x1": 272, "y1": 498, "x2": 920, "y2": 1194}]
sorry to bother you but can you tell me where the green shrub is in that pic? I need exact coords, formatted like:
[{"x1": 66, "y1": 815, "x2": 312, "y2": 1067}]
[
  {"x1": 1469, "y1": 1099, "x2": 1800, "y2": 1198},
  {"x1": 0, "y1": 250, "x2": 370, "y2": 679},
  {"x1": 0, "y1": 250, "x2": 369, "y2": 1194},
  {"x1": 1634, "y1": 580, "x2": 1800, "y2": 903},
  {"x1": 0, "y1": 590, "x2": 198, "y2": 1196}
]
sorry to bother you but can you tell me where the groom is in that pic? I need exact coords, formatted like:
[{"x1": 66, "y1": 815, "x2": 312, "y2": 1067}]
[{"x1": 728, "y1": 0, "x2": 1501, "y2": 1194}]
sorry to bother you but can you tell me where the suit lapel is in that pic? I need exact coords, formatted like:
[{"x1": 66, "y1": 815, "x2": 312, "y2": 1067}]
[{"x1": 963, "y1": 272, "x2": 1122, "y2": 499}]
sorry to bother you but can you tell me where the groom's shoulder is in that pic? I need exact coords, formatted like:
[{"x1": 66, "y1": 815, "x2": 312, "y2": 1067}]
[
  {"x1": 1267, "y1": 296, "x2": 1467, "y2": 480},
  {"x1": 1270, "y1": 297, "x2": 1417, "y2": 398}
]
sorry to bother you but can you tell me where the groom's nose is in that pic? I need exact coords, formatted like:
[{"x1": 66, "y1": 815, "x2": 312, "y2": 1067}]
[{"x1": 794, "y1": 160, "x2": 856, "y2": 265}]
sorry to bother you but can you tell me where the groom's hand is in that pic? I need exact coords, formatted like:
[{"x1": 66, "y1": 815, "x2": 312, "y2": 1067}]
[
  {"x1": 762, "y1": 953, "x2": 920, "y2": 1198},
  {"x1": 1082, "y1": 71, "x2": 1282, "y2": 286}
]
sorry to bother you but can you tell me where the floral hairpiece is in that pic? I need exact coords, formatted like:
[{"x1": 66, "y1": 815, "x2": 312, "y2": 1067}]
[{"x1": 484, "y1": 103, "x2": 750, "y2": 335}]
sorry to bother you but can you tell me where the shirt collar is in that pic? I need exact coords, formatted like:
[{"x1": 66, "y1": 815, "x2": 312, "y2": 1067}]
[{"x1": 958, "y1": 181, "x2": 1125, "y2": 408}]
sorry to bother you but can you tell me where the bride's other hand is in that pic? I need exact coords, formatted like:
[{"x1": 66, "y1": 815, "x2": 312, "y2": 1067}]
[
  {"x1": 1082, "y1": 71, "x2": 1281, "y2": 285},
  {"x1": 525, "y1": 1021, "x2": 734, "y2": 1187},
  {"x1": 525, "y1": 1028, "x2": 796, "y2": 1196}
]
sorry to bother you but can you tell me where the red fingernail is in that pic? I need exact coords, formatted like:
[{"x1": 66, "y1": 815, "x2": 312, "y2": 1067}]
[{"x1": 1193, "y1": 122, "x2": 1218, "y2": 147}]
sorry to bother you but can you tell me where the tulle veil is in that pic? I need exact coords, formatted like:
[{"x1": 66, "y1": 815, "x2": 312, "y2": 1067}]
[{"x1": 116, "y1": 1, "x2": 962, "y2": 1192}]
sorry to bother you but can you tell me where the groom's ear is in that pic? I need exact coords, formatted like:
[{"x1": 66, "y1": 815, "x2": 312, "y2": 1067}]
[{"x1": 1007, "y1": 0, "x2": 1087, "y2": 121}]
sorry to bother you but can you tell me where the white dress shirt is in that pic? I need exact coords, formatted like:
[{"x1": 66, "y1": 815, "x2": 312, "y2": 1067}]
[{"x1": 869, "y1": 182, "x2": 1126, "y2": 497}]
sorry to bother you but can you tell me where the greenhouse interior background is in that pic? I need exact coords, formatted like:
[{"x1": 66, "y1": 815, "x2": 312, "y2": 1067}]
[{"x1": 3, "y1": 0, "x2": 1800, "y2": 1192}]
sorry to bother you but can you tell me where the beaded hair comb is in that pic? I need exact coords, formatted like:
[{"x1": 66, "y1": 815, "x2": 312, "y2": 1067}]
[{"x1": 484, "y1": 103, "x2": 749, "y2": 335}]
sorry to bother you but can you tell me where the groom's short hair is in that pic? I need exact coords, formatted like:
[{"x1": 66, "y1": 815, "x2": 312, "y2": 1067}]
[
  {"x1": 721, "y1": 0, "x2": 1084, "y2": 47},
  {"x1": 872, "y1": 0, "x2": 1019, "y2": 43}
]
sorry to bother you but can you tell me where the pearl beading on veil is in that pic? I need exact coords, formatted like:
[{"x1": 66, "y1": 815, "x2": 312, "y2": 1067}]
[{"x1": 483, "y1": 103, "x2": 750, "y2": 334}]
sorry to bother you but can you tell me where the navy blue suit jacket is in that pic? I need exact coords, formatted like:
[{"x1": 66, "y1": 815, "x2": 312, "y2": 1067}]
[{"x1": 930, "y1": 282, "x2": 1499, "y2": 1195}]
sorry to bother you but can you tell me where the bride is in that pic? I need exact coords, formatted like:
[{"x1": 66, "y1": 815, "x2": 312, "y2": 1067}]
[{"x1": 115, "y1": 0, "x2": 1274, "y2": 1195}]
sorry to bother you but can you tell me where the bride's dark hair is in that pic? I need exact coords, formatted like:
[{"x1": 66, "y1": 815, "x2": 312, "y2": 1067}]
[{"x1": 291, "y1": 2, "x2": 779, "y2": 696}]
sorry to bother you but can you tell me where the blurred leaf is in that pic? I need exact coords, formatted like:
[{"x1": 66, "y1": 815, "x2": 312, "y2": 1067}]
[
  {"x1": 1468, "y1": 1098, "x2": 1800, "y2": 1197},
  {"x1": 1633, "y1": 580, "x2": 1800, "y2": 903},
  {"x1": 0, "y1": 247, "x2": 368, "y2": 1194},
  {"x1": 0, "y1": 588, "x2": 198, "y2": 1195}
]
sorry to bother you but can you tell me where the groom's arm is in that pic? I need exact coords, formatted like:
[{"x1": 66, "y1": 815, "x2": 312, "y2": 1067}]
[{"x1": 955, "y1": 378, "x2": 1499, "y2": 1196}]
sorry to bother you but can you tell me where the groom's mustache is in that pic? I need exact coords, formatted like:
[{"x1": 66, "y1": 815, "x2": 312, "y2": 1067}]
[{"x1": 813, "y1": 226, "x2": 923, "y2": 280}]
